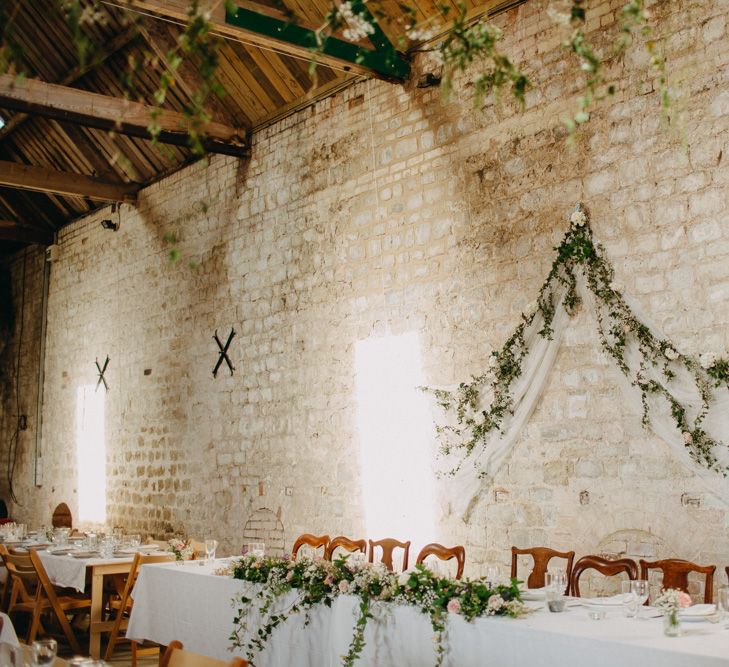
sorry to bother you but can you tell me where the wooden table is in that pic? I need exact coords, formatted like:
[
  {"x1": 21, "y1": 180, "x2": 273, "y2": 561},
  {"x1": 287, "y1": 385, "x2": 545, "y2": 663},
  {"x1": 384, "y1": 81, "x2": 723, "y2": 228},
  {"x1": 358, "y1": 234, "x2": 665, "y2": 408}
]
[{"x1": 37, "y1": 551, "x2": 135, "y2": 659}]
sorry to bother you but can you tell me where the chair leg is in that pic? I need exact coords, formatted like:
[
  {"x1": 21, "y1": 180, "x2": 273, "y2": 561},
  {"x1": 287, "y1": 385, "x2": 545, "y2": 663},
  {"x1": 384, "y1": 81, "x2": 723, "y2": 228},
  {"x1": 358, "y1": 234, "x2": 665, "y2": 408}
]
[
  {"x1": 27, "y1": 606, "x2": 43, "y2": 644},
  {"x1": 55, "y1": 608, "x2": 83, "y2": 655}
]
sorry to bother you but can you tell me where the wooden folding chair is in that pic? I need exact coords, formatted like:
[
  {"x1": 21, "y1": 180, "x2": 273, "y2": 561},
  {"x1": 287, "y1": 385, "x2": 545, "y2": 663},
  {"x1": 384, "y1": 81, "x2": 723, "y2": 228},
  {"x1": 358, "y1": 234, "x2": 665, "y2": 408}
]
[
  {"x1": 161, "y1": 640, "x2": 247, "y2": 667},
  {"x1": 2, "y1": 547, "x2": 91, "y2": 654},
  {"x1": 104, "y1": 552, "x2": 174, "y2": 663}
]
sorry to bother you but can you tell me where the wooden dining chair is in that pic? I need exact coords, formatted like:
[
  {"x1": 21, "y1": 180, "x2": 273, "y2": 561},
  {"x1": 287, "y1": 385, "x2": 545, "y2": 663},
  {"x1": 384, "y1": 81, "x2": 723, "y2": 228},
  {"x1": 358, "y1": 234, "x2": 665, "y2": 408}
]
[
  {"x1": 104, "y1": 552, "x2": 175, "y2": 663},
  {"x1": 324, "y1": 536, "x2": 366, "y2": 561},
  {"x1": 511, "y1": 546, "x2": 575, "y2": 594},
  {"x1": 291, "y1": 533, "x2": 330, "y2": 559},
  {"x1": 1, "y1": 546, "x2": 91, "y2": 654},
  {"x1": 639, "y1": 558, "x2": 716, "y2": 603},
  {"x1": 160, "y1": 640, "x2": 247, "y2": 667},
  {"x1": 51, "y1": 503, "x2": 73, "y2": 529},
  {"x1": 415, "y1": 544, "x2": 466, "y2": 580},
  {"x1": 368, "y1": 538, "x2": 411, "y2": 572},
  {"x1": 725, "y1": 565, "x2": 728, "y2": 584},
  {"x1": 570, "y1": 555, "x2": 638, "y2": 597}
]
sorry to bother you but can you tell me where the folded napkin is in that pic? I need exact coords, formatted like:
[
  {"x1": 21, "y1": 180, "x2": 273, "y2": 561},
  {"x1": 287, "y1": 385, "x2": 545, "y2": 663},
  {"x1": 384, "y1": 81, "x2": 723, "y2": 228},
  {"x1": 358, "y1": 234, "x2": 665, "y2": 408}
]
[
  {"x1": 584, "y1": 595, "x2": 624, "y2": 606},
  {"x1": 679, "y1": 604, "x2": 716, "y2": 617}
]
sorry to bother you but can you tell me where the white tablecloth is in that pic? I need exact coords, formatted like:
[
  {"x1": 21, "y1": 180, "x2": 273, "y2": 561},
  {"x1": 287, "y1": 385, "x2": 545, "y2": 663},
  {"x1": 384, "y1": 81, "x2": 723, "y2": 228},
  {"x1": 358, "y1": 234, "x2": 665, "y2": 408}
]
[
  {"x1": 127, "y1": 561, "x2": 729, "y2": 667},
  {"x1": 0, "y1": 612, "x2": 19, "y2": 646},
  {"x1": 37, "y1": 551, "x2": 132, "y2": 592}
]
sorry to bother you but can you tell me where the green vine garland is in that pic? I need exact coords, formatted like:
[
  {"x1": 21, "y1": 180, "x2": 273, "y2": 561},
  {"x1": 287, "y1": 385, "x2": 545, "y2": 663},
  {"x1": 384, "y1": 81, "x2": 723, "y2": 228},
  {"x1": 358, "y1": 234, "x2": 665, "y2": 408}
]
[
  {"x1": 228, "y1": 555, "x2": 525, "y2": 667},
  {"x1": 429, "y1": 204, "x2": 729, "y2": 479}
]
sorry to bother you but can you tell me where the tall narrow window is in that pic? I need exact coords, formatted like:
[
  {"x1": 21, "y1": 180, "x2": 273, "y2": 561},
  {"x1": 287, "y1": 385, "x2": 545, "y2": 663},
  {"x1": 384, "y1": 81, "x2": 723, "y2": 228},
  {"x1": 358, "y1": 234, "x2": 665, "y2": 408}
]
[
  {"x1": 76, "y1": 385, "x2": 106, "y2": 524},
  {"x1": 355, "y1": 332, "x2": 435, "y2": 549}
]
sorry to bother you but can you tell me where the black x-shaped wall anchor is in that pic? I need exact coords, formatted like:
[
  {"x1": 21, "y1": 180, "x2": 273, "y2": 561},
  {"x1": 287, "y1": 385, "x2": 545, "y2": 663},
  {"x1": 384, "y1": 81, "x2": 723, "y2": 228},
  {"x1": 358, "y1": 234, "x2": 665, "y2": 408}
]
[
  {"x1": 95, "y1": 355, "x2": 110, "y2": 392},
  {"x1": 213, "y1": 328, "x2": 236, "y2": 378}
]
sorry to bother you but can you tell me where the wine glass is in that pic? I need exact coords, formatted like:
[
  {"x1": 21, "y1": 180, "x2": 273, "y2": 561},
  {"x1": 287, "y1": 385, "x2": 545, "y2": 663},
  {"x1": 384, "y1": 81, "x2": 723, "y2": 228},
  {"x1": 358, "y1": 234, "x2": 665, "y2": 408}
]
[
  {"x1": 32, "y1": 638, "x2": 57, "y2": 665},
  {"x1": 621, "y1": 580, "x2": 638, "y2": 618},
  {"x1": 630, "y1": 580, "x2": 649, "y2": 618},
  {"x1": 485, "y1": 565, "x2": 499, "y2": 588},
  {"x1": 205, "y1": 539, "x2": 218, "y2": 563}
]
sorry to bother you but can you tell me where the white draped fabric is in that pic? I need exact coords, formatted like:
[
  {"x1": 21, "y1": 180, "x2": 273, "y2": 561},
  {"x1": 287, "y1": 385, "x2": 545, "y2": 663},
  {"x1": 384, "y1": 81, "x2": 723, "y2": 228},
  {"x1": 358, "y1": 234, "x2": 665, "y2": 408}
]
[
  {"x1": 127, "y1": 561, "x2": 729, "y2": 667},
  {"x1": 432, "y1": 277, "x2": 729, "y2": 521}
]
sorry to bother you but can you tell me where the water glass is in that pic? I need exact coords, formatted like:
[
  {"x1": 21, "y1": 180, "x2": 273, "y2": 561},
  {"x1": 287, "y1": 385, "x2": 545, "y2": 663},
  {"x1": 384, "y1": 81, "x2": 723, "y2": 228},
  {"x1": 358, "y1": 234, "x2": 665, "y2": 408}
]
[
  {"x1": 100, "y1": 538, "x2": 114, "y2": 559},
  {"x1": 485, "y1": 565, "x2": 499, "y2": 587},
  {"x1": 248, "y1": 542, "x2": 265, "y2": 557},
  {"x1": 630, "y1": 580, "x2": 649, "y2": 615},
  {"x1": 128, "y1": 534, "x2": 141, "y2": 548},
  {"x1": 718, "y1": 585, "x2": 729, "y2": 625},
  {"x1": 545, "y1": 572, "x2": 567, "y2": 613},
  {"x1": 32, "y1": 638, "x2": 57, "y2": 665},
  {"x1": 621, "y1": 580, "x2": 638, "y2": 618},
  {"x1": 205, "y1": 539, "x2": 218, "y2": 563}
]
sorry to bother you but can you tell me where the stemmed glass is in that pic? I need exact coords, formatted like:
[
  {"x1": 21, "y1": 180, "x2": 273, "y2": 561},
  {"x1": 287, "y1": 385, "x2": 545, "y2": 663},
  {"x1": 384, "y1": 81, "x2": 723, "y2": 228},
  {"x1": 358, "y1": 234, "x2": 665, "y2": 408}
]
[
  {"x1": 485, "y1": 565, "x2": 499, "y2": 588},
  {"x1": 630, "y1": 580, "x2": 649, "y2": 618},
  {"x1": 205, "y1": 539, "x2": 218, "y2": 563},
  {"x1": 31, "y1": 638, "x2": 57, "y2": 665},
  {"x1": 621, "y1": 580, "x2": 638, "y2": 618},
  {"x1": 718, "y1": 585, "x2": 729, "y2": 626}
]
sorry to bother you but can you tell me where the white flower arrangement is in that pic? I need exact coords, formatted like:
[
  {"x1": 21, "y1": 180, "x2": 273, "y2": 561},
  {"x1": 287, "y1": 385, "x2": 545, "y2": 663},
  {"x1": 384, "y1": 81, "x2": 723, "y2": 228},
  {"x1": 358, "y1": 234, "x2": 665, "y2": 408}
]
[
  {"x1": 570, "y1": 209, "x2": 588, "y2": 228},
  {"x1": 168, "y1": 538, "x2": 194, "y2": 561}
]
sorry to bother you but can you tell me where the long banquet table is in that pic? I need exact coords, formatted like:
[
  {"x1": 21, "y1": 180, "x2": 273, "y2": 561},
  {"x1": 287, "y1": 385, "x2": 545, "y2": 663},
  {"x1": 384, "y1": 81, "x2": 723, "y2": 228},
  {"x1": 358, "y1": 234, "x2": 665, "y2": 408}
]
[{"x1": 127, "y1": 560, "x2": 729, "y2": 667}]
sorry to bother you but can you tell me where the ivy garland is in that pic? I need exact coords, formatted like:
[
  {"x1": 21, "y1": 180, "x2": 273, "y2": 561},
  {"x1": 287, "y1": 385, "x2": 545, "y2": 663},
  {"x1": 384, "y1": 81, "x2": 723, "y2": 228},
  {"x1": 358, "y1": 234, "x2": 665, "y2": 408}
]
[
  {"x1": 228, "y1": 554, "x2": 525, "y2": 667},
  {"x1": 430, "y1": 204, "x2": 729, "y2": 478}
]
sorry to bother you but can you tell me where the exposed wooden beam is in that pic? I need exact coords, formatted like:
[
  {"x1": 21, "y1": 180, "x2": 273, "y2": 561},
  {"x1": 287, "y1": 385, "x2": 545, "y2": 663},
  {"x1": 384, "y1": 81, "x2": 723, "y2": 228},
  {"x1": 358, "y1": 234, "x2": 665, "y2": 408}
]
[
  {"x1": 0, "y1": 160, "x2": 138, "y2": 203},
  {"x1": 0, "y1": 75, "x2": 249, "y2": 157},
  {"x1": 124, "y1": 1, "x2": 410, "y2": 81},
  {"x1": 0, "y1": 220, "x2": 53, "y2": 245},
  {"x1": 0, "y1": 24, "x2": 141, "y2": 144}
]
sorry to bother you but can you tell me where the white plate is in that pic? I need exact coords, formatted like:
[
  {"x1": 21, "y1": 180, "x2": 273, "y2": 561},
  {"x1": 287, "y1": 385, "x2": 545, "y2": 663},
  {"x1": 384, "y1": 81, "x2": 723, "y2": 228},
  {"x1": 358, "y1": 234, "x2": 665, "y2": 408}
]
[
  {"x1": 520, "y1": 588, "x2": 546, "y2": 601},
  {"x1": 71, "y1": 551, "x2": 99, "y2": 559},
  {"x1": 138, "y1": 545, "x2": 161, "y2": 552},
  {"x1": 584, "y1": 595, "x2": 624, "y2": 607},
  {"x1": 679, "y1": 604, "x2": 716, "y2": 621}
]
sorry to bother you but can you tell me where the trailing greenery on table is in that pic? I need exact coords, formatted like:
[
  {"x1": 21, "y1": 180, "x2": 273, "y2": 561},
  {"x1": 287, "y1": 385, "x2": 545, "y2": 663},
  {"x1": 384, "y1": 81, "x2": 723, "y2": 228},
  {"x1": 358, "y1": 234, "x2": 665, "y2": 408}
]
[
  {"x1": 228, "y1": 554, "x2": 525, "y2": 667},
  {"x1": 428, "y1": 204, "x2": 729, "y2": 478}
]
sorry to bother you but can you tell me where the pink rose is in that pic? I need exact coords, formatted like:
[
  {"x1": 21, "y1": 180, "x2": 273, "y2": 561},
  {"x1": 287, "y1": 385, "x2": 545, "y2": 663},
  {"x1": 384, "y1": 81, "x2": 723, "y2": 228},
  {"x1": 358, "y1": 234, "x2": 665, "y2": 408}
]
[
  {"x1": 677, "y1": 591, "x2": 692, "y2": 608},
  {"x1": 324, "y1": 575, "x2": 334, "y2": 586},
  {"x1": 338, "y1": 579, "x2": 350, "y2": 593},
  {"x1": 447, "y1": 598, "x2": 461, "y2": 614}
]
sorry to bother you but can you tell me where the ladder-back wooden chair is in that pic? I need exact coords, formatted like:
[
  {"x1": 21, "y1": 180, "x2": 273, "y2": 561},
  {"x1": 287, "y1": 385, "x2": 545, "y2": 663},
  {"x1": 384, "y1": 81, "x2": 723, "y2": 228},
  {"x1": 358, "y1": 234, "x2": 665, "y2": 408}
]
[
  {"x1": 160, "y1": 640, "x2": 247, "y2": 667},
  {"x1": 511, "y1": 546, "x2": 574, "y2": 594},
  {"x1": 324, "y1": 536, "x2": 366, "y2": 561},
  {"x1": 639, "y1": 558, "x2": 716, "y2": 604},
  {"x1": 570, "y1": 555, "x2": 638, "y2": 597},
  {"x1": 291, "y1": 534, "x2": 329, "y2": 560},
  {"x1": 368, "y1": 538, "x2": 410, "y2": 572},
  {"x1": 415, "y1": 544, "x2": 466, "y2": 580},
  {"x1": 104, "y1": 552, "x2": 174, "y2": 663}
]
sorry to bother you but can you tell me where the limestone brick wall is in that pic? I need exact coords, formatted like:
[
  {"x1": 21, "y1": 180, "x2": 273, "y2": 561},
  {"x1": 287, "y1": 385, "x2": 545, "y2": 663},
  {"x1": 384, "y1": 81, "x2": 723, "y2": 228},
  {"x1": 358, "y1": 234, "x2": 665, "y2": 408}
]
[{"x1": 1, "y1": 0, "x2": 729, "y2": 594}]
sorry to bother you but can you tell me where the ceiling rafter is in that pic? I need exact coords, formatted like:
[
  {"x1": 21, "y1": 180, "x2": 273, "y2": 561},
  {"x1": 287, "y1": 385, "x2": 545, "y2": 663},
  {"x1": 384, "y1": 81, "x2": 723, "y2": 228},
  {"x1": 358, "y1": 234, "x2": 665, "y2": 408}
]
[
  {"x1": 0, "y1": 160, "x2": 139, "y2": 202},
  {"x1": 0, "y1": 219, "x2": 53, "y2": 246},
  {"x1": 0, "y1": 74, "x2": 250, "y2": 157}
]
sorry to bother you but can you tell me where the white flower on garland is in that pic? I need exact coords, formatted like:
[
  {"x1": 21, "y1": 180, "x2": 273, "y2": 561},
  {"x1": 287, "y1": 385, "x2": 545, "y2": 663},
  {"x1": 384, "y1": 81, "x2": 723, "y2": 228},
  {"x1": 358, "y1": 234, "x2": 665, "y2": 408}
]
[
  {"x1": 487, "y1": 594, "x2": 504, "y2": 612},
  {"x1": 338, "y1": 1, "x2": 375, "y2": 41},
  {"x1": 664, "y1": 346, "x2": 679, "y2": 361},
  {"x1": 700, "y1": 352, "x2": 717, "y2": 369},
  {"x1": 524, "y1": 301, "x2": 537, "y2": 317},
  {"x1": 406, "y1": 24, "x2": 436, "y2": 41},
  {"x1": 570, "y1": 210, "x2": 588, "y2": 228},
  {"x1": 683, "y1": 431, "x2": 693, "y2": 444},
  {"x1": 488, "y1": 353, "x2": 499, "y2": 369}
]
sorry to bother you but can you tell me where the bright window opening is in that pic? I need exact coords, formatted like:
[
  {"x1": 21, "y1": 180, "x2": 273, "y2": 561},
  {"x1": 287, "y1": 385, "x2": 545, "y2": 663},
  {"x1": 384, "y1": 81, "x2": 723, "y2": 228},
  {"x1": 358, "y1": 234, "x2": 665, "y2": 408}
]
[
  {"x1": 355, "y1": 332, "x2": 436, "y2": 557},
  {"x1": 76, "y1": 385, "x2": 106, "y2": 524}
]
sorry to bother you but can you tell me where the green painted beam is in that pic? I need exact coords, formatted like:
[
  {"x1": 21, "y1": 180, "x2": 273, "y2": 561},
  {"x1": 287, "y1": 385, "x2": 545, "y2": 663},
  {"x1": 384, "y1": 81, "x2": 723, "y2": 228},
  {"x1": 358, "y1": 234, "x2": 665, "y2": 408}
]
[
  {"x1": 349, "y1": 0, "x2": 396, "y2": 53},
  {"x1": 225, "y1": 5, "x2": 410, "y2": 82}
]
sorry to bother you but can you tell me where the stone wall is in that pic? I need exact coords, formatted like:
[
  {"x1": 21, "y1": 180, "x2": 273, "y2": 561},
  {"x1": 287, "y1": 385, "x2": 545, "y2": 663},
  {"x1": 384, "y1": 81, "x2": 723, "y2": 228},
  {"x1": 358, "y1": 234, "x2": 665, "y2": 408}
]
[{"x1": 1, "y1": 0, "x2": 729, "y2": 592}]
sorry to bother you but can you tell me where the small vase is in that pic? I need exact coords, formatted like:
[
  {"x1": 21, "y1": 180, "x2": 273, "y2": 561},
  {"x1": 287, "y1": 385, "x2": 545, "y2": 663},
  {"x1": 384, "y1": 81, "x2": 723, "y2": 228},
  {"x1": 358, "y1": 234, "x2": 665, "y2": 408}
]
[{"x1": 663, "y1": 609, "x2": 681, "y2": 637}]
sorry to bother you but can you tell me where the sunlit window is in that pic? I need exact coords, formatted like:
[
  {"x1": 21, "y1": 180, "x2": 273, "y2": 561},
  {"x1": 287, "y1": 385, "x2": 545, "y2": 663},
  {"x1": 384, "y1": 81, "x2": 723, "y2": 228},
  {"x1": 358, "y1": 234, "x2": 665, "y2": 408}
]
[
  {"x1": 76, "y1": 385, "x2": 106, "y2": 524},
  {"x1": 355, "y1": 332, "x2": 435, "y2": 556}
]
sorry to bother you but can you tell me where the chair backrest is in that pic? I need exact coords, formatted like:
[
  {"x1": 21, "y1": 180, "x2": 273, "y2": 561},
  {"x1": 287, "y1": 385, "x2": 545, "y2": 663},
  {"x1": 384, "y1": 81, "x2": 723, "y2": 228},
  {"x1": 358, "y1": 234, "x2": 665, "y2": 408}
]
[
  {"x1": 725, "y1": 565, "x2": 728, "y2": 585},
  {"x1": 415, "y1": 543, "x2": 465, "y2": 579},
  {"x1": 511, "y1": 546, "x2": 575, "y2": 593},
  {"x1": 51, "y1": 503, "x2": 72, "y2": 528},
  {"x1": 368, "y1": 538, "x2": 410, "y2": 572},
  {"x1": 324, "y1": 536, "x2": 366, "y2": 561},
  {"x1": 639, "y1": 558, "x2": 716, "y2": 604},
  {"x1": 291, "y1": 534, "x2": 329, "y2": 559},
  {"x1": 0, "y1": 544, "x2": 38, "y2": 602},
  {"x1": 161, "y1": 640, "x2": 247, "y2": 667},
  {"x1": 570, "y1": 555, "x2": 638, "y2": 597}
]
